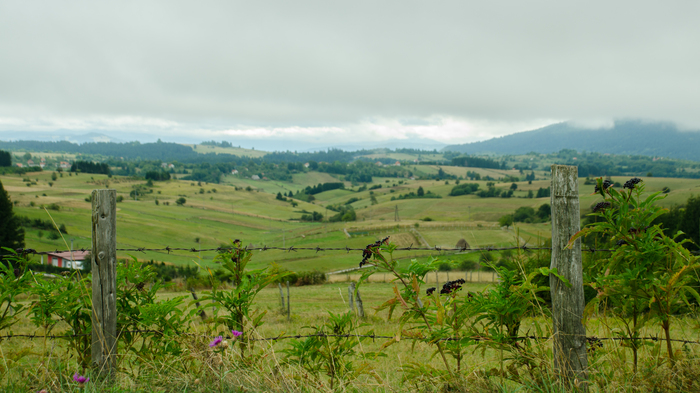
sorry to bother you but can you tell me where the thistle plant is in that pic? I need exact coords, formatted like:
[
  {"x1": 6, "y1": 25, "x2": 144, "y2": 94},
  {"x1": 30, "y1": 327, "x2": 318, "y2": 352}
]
[{"x1": 199, "y1": 239, "x2": 290, "y2": 360}]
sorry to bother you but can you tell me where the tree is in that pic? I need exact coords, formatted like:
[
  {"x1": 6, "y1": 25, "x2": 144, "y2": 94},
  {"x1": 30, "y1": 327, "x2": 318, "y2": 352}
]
[
  {"x1": 678, "y1": 195, "x2": 700, "y2": 250},
  {"x1": 0, "y1": 180, "x2": 25, "y2": 256},
  {"x1": 176, "y1": 197, "x2": 186, "y2": 206},
  {"x1": 417, "y1": 186, "x2": 425, "y2": 197},
  {"x1": 0, "y1": 150, "x2": 11, "y2": 167},
  {"x1": 510, "y1": 183, "x2": 518, "y2": 191},
  {"x1": 498, "y1": 214, "x2": 514, "y2": 228}
]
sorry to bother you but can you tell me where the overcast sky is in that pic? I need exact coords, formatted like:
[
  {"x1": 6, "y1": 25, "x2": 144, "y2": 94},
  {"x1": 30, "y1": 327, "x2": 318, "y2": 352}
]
[{"x1": 1, "y1": 1, "x2": 699, "y2": 147}]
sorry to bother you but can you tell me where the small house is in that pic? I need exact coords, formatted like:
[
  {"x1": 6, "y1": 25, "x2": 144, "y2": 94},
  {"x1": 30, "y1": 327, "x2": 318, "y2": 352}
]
[
  {"x1": 251, "y1": 175, "x2": 260, "y2": 180},
  {"x1": 46, "y1": 250, "x2": 90, "y2": 270}
]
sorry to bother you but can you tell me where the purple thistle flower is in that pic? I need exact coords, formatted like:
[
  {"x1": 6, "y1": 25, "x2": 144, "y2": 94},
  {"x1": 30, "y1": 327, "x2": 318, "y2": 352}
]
[
  {"x1": 209, "y1": 336, "x2": 223, "y2": 347},
  {"x1": 232, "y1": 330, "x2": 242, "y2": 338},
  {"x1": 73, "y1": 373, "x2": 89, "y2": 384}
]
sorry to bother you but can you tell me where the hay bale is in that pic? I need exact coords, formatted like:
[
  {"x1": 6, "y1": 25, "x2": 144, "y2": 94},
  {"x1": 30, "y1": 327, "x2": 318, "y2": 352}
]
[{"x1": 456, "y1": 238, "x2": 470, "y2": 249}]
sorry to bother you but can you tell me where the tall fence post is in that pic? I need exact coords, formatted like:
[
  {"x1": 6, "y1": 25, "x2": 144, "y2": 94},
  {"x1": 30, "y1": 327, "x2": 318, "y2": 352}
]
[
  {"x1": 91, "y1": 189, "x2": 117, "y2": 378},
  {"x1": 550, "y1": 165, "x2": 588, "y2": 389}
]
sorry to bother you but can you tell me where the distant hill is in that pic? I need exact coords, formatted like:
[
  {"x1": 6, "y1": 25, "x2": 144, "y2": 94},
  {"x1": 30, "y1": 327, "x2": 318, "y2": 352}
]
[{"x1": 443, "y1": 121, "x2": 700, "y2": 161}]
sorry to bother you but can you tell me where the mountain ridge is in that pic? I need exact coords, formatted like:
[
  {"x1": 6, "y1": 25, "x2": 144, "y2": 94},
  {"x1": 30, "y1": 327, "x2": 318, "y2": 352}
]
[{"x1": 443, "y1": 121, "x2": 700, "y2": 161}]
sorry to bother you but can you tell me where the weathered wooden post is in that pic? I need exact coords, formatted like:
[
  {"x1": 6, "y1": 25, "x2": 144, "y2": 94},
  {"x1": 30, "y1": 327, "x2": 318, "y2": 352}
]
[
  {"x1": 550, "y1": 165, "x2": 588, "y2": 389},
  {"x1": 286, "y1": 280, "x2": 291, "y2": 322},
  {"x1": 354, "y1": 284, "x2": 365, "y2": 318},
  {"x1": 91, "y1": 189, "x2": 117, "y2": 378},
  {"x1": 278, "y1": 283, "x2": 285, "y2": 310},
  {"x1": 348, "y1": 282, "x2": 355, "y2": 312}
]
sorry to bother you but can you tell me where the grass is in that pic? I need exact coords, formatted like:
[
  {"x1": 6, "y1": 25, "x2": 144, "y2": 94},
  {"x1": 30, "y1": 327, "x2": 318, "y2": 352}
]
[
  {"x1": 5, "y1": 170, "x2": 700, "y2": 272},
  {"x1": 3, "y1": 279, "x2": 700, "y2": 392}
]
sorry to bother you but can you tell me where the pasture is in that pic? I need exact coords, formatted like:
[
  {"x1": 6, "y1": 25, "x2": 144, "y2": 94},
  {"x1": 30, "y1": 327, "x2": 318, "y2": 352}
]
[
  {"x1": 5, "y1": 170, "x2": 700, "y2": 272},
  {"x1": 3, "y1": 168, "x2": 700, "y2": 392}
]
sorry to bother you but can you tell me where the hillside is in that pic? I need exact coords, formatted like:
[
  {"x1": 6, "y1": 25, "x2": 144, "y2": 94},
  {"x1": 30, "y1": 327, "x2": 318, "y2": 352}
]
[
  {"x1": 443, "y1": 120, "x2": 700, "y2": 161},
  {"x1": 6, "y1": 166, "x2": 700, "y2": 273}
]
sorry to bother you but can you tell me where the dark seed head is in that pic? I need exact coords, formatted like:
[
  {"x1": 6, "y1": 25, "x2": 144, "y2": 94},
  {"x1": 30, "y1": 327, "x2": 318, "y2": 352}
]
[
  {"x1": 623, "y1": 177, "x2": 642, "y2": 190},
  {"x1": 594, "y1": 180, "x2": 614, "y2": 193},
  {"x1": 592, "y1": 202, "x2": 611, "y2": 213}
]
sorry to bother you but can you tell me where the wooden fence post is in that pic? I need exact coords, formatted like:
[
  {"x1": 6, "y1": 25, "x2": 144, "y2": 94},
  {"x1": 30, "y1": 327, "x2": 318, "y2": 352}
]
[
  {"x1": 91, "y1": 189, "x2": 117, "y2": 378},
  {"x1": 348, "y1": 283, "x2": 355, "y2": 312},
  {"x1": 550, "y1": 165, "x2": 588, "y2": 389},
  {"x1": 278, "y1": 283, "x2": 285, "y2": 310},
  {"x1": 286, "y1": 280, "x2": 291, "y2": 322},
  {"x1": 355, "y1": 284, "x2": 365, "y2": 318}
]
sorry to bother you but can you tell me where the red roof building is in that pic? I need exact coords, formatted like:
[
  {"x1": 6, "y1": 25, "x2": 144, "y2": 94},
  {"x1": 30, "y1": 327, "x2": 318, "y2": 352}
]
[{"x1": 46, "y1": 250, "x2": 90, "y2": 270}]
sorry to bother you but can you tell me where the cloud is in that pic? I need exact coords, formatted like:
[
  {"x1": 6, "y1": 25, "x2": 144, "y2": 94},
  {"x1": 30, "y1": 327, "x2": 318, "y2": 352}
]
[{"x1": 0, "y1": 1, "x2": 699, "y2": 143}]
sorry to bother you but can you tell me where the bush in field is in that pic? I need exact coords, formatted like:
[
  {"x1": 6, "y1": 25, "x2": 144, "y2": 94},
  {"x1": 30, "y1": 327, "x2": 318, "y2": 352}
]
[
  {"x1": 449, "y1": 183, "x2": 479, "y2": 196},
  {"x1": 574, "y1": 177, "x2": 700, "y2": 370}
]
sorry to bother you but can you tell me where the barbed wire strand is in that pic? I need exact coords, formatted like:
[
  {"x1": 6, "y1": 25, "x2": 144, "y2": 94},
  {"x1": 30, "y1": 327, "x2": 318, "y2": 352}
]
[
  {"x1": 12, "y1": 245, "x2": 615, "y2": 256},
  {"x1": 2, "y1": 330, "x2": 699, "y2": 345}
]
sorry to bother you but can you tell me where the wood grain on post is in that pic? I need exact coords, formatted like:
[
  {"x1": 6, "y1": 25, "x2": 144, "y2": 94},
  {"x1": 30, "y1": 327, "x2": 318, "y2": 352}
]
[
  {"x1": 91, "y1": 189, "x2": 117, "y2": 378},
  {"x1": 550, "y1": 165, "x2": 588, "y2": 389}
]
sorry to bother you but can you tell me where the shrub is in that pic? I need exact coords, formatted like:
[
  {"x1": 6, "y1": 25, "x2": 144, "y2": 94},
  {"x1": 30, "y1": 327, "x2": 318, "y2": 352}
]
[
  {"x1": 438, "y1": 262, "x2": 453, "y2": 271},
  {"x1": 449, "y1": 183, "x2": 480, "y2": 196},
  {"x1": 458, "y1": 259, "x2": 477, "y2": 271}
]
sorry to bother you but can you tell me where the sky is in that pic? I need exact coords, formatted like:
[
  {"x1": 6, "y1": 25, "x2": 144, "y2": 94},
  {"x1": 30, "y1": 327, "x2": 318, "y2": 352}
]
[{"x1": 1, "y1": 1, "x2": 699, "y2": 149}]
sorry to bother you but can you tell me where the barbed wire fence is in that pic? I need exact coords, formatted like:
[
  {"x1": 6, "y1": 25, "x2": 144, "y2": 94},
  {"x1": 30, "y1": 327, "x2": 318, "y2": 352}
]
[
  {"x1": 5, "y1": 244, "x2": 700, "y2": 348},
  {"x1": 12, "y1": 244, "x2": 609, "y2": 256},
  {"x1": 3, "y1": 330, "x2": 700, "y2": 347}
]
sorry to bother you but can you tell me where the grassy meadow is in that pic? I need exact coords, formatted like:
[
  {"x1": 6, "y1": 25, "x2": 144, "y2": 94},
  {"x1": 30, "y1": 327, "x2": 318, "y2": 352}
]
[
  {"x1": 4, "y1": 165, "x2": 700, "y2": 392},
  {"x1": 3, "y1": 277, "x2": 700, "y2": 392},
  {"x1": 5, "y1": 168, "x2": 700, "y2": 272}
]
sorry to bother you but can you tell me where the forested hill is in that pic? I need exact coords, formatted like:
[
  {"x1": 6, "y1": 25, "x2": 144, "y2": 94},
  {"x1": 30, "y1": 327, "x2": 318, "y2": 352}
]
[
  {"x1": 0, "y1": 140, "x2": 199, "y2": 161},
  {"x1": 443, "y1": 121, "x2": 700, "y2": 161}
]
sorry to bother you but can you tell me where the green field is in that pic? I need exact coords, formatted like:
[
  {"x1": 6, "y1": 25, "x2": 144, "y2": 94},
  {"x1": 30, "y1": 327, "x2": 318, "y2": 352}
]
[{"x1": 5, "y1": 168, "x2": 700, "y2": 273}]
